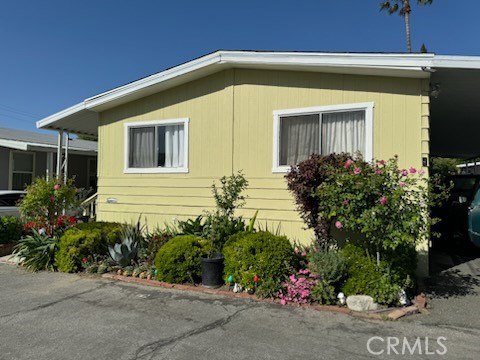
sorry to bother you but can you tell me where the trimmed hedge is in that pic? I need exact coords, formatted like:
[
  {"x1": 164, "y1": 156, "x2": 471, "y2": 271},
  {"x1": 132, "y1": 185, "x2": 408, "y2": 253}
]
[
  {"x1": 223, "y1": 231, "x2": 294, "y2": 288},
  {"x1": 154, "y1": 235, "x2": 210, "y2": 284},
  {"x1": 0, "y1": 216, "x2": 23, "y2": 244},
  {"x1": 55, "y1": 222, "x2": 122, "y2": 273}
]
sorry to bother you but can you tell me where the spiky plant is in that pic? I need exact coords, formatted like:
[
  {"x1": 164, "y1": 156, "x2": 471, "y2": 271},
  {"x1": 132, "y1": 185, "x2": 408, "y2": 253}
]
[{"x1": 13, "y1": 230, "x2": 58, "y2": 272}]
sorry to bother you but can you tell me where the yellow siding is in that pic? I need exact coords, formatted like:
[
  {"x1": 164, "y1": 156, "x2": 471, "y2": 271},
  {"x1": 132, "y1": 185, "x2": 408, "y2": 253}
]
[{"x1": 97, "y1": 68, "x2": 425, "y2": 248}]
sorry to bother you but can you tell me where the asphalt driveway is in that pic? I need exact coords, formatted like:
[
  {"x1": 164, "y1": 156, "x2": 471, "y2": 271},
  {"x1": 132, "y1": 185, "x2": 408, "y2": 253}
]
[{"x1": 1, "y1": 263, "x2": 479, "y2": 359}]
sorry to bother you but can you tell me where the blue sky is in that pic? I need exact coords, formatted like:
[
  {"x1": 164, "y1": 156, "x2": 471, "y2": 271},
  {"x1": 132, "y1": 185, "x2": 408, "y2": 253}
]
[{"x1": 0, "y1": 0, "x2": 477, "y2": 133}]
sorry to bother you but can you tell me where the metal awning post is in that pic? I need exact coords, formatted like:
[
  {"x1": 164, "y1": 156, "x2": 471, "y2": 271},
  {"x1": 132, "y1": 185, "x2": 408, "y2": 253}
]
[
  {"x1": 63, "y1": 133, "x2": 69, "y2": 184},
  {"x1": 56, "y1": 131, "x2": 63, "y2": 180}
]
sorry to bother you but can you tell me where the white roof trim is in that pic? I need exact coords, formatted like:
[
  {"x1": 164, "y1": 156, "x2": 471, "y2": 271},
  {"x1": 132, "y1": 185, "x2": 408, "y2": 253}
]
[
  {"x1": 433, "y1": 55, "x2": 480, "y2": 69},
  {"x1": 84, "y1": 51, "x2": 433, "y2": 111},
  {"x1": 0, "y1": 138, "x2": 96, "y2": 153},
  {"x1": 0, "y1": 139, "x2": 28, "y2": 151},
  {"x1": 36, "y1": 102, "x2": 87, "y2": 130},
  {"x1": 36, "y1": 50, "x2": 480, "y2": 133},
  {"x1": 85, "y1": 52, "x2": 222, "y2": 110}
]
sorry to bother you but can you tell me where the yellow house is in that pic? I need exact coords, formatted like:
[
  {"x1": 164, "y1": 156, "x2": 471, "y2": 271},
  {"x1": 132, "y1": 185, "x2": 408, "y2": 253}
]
[{"x1": 37, "y1": 51, "x2": 480, "y2": 277}]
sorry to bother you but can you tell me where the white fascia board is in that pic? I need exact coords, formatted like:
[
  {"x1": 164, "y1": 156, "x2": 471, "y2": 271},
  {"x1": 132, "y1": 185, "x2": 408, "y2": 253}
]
[
  {"x1": 84, "y1": 51, "x2": 223, "y2": 110},
  {"x1": 36, "y1": 102, "x2": 86, "y2": 129},
  {"x1": 0, "y1": 139, "x2": 28, "y2": 151},
  {"x1": 219, "y1": 51, "x2": 435, "y2": 70},
  {"x1": 432, "y1": 55, "x2": 480, "y2": 69},
  {"x1": 84, "y1": 51, "x2": 434, "y2": 112},
  {"x1": 0, "y1": 139, "x2": 96, "y2": 153},
  {"x1": 26, "y1": 143, "x2": 97, "y2": 153}
]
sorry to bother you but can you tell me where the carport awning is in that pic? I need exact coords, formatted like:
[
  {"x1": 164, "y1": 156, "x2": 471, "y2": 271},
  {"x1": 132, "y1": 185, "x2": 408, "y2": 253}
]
[
  {"x1": 37, "y1": 103, "x2": 99, "y2": 137},
  {"x1": 430, "y1": 67, "x2": 480, "y2": 159}
]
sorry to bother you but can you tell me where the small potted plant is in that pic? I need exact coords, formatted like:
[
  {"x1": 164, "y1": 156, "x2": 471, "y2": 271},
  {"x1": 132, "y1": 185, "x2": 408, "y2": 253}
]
[{"x1": 200, "y1": 171, "x2": 248, "y2": 288}]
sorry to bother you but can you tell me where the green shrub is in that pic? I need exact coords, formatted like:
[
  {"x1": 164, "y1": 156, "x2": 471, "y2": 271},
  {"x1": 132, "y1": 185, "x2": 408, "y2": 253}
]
[
  {"x1": 154, "y1": 235, "x2": 210, "y2": 283},
  {"x1": 74, "y1": 222, "x2": 122, "y2": 246},
  {"x1": 255, "y1": 278, "x2": 283, "y2": 299},
  {"x1": 139, "y1": 229, "x2": 173, "y2": 265},
  {"x1": 56, "y1": 222, "x2": 122, "y2": 273},
  {"x1": 223, "y1": 231, "x2": 294, "y2": 288},
  {"x1": 13, "y1": 230, "x2": 58, "y2": 272},
  {"x1": 307, "y1": 246, "x2": 347, "y2": 305},
  {"x1": 307, "y1": 247, "x2": 347, "y2": 286},
  {"x1": 310, "y1": 282, "x2": 337, "y2": 305},
  {"x1": 340, "y1": 243, "x2": 406, "y2": 306},
  {"x1": 0, "y1": 216, "x2": 23, "y2": 244}
]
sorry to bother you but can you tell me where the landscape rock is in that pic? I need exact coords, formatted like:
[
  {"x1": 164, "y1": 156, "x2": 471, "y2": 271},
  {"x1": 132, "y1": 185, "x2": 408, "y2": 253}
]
[{"x1": 346, "y1": 295, "x2": 379, "y2": 311}]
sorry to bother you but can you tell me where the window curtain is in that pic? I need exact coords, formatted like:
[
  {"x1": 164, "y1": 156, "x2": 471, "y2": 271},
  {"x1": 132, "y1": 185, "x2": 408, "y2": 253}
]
[
  {"x1": 164, "y1": 125, "x2": 184, "y2": 168},
  {"x1": 321, "y1": 111, "x2": 365, "y2": 156},
  {"x1": 130, "y1": 127, "x2": 155, "y2": 168},
  {"x1": 279, "y1": 114, "x2": 320, "y2": 166}
]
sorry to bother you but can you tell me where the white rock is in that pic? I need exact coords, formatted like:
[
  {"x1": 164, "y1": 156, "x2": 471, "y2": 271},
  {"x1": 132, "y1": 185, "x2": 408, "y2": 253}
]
[{"x1": 346, "y1": 295, "x2": 379, "y2": 311}]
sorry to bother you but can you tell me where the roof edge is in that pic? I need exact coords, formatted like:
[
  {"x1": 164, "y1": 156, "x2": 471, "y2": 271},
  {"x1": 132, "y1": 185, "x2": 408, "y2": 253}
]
[
  {"x1": 84, "y1": 51, "x2": 435, "y2": 111},
  {"x1": 36, "y1": 102, "x2": 87, "y2": 129}
]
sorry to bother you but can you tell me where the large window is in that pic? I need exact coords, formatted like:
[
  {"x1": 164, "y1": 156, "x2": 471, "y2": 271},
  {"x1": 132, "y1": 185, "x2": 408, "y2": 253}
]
[
  {"x1": 11, "y1": 151, "x2": 35, "y2": 190},
  {"x1": 273, "y1": 103, "x2": 373, "y2": 172},
  {"x1": 124, "y1": 119, "x2": 189, "y2": 173}
]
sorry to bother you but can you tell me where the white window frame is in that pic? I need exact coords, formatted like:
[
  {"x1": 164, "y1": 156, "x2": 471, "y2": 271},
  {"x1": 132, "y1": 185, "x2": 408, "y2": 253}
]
[
  {"x1": 9, "y1": 150, "x2": 36, "y2": 190},
  {"x1": 272, "y1": 102, "x2": 374, "y2": 173},
  {"x1": 124, "y1": 118, "x2": 189, "y2": 174}
]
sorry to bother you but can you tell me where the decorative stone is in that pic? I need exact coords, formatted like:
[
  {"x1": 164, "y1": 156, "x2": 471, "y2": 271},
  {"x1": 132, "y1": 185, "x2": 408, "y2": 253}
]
[{"x1": 346, "y1": 295, "x2": 379, "y2": 312}]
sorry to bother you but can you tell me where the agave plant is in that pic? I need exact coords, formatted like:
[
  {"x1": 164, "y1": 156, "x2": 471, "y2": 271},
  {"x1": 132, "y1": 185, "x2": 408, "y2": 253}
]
[
  {"x1": 13, "y1": 230, "x2": 58, "y2": 272},
  {"x1": 107, "y1": 237, "x2": 138, "y2": 267}
]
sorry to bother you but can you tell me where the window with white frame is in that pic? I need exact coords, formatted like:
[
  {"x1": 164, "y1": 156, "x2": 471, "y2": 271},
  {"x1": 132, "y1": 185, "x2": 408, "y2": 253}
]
[
  {"x1": 273, "y1": 103, "x2": 373, "y2": 172},
  {"x1": 11, "y1": 151, "x2": 35, "y2": 190},
  {"x1": 124, "y1": 119, "x2": 189, "y2": 173}
]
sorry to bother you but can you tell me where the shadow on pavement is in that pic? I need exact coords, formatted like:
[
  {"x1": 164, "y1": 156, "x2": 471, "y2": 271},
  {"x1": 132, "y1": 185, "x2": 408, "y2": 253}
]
[
  {"x1": 425, "y1": 265, "x2": 480, "y2": 299},
  {"x1": 428, "y1": 233, "x2": 480, "y2": 298}
]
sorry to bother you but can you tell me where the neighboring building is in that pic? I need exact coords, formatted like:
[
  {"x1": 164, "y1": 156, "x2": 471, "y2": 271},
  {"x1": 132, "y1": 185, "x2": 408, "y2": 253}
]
[
  {"x1": 0, "y1": 128, "x2": 97, "y2": 190},
  {"x1": 36, "y1": 51, "x2": 480, "y2": 276}
]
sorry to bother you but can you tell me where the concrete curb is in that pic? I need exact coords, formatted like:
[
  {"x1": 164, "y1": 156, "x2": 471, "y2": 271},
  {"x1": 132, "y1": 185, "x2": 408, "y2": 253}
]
[{"x1": 101, "y1": 273, "x2": 421, "y2": 321}]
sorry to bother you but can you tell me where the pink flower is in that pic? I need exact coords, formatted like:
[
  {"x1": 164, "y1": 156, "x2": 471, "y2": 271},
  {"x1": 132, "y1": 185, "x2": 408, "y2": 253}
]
[
  {"x1": 335, "y1": 221, "x2": 343, "y2": 229},
  {"x1": 344, "y1": 159, "x2": 354, "y2": 168},
  {"x1": 54, "y1": 184, "x2": 61, "y2": 190},
  {"x1": 301, "y1": 251, "x2": 307, "y2": 257},
  {"x1": 375, "y1": 169, "x2": 382, "y2": 175},
  {"x1": 280, "y1": 299, "x2": 286, "y2": 305},
  {"x1": 378, "y1": 159, "x2": 385, "y2": 166},
  {"x1": 409, "y1": 167, "x2": 417, "y2": 174},
  {"x1": 353, "y1": 167, "x2": 361, "y2": 175},
  {"x1": 399, "y1": 181, "x2": 406, "y2": 188},
  {"x1": 343, "y1": 199, "x2": 349, "y2": 206},
  {"x1": 418, "y1": 169, "x2": 425, "y2": 177},
  {"x1": 401, "y1": 169, "x2": 408, "y2": 176},
  {"x1": 379, "y1": 196, "x2": 387, "y2": 205}
]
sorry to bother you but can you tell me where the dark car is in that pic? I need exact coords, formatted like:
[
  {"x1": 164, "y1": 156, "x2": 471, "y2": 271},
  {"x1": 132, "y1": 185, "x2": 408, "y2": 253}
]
[
  {"x1": 433, "y1": 175, "x2": 480, "y2": 249},
  {"x1": 0, "y1": 191, "x2": 26, "y2": 218}
]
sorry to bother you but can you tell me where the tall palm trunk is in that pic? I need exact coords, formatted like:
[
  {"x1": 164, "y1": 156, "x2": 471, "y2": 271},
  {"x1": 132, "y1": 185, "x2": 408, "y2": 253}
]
[
  {"x1": 403, "y1": 0, "x2": 412, "y2": 52},
  {"x1": 404, "y1": 11, "x2": 412, "y2": 52}
]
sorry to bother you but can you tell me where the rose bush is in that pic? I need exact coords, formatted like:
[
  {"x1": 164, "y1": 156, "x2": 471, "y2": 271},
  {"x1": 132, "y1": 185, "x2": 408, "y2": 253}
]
[{"x1": 316, "y1": 156, "x2": 429, "y2": 255}]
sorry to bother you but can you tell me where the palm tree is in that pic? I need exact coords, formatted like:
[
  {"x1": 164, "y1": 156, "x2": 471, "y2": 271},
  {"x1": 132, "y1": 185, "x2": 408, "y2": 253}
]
[{"x1": 380, "y1": 0, "x2": 433, "y2": 53}]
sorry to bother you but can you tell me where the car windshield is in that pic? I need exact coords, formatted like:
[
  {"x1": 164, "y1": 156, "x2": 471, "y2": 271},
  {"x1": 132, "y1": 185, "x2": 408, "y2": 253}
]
[{"x1": 0, "y1": 193, "x2": 24, "y2": 206}]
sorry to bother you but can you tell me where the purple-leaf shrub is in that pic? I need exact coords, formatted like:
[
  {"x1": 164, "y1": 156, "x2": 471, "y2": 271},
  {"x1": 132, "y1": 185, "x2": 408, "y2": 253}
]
[{"x1": 285, "y1": 153, "x2": 353, "y2": 245}]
